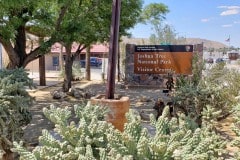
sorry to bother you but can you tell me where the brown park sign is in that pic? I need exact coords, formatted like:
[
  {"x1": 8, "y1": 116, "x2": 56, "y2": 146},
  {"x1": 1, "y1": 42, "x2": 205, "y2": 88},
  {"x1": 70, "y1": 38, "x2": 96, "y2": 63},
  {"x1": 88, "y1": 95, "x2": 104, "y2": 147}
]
[{"x1": 134, "y1": 45, "x2": 193, "y2": 74}]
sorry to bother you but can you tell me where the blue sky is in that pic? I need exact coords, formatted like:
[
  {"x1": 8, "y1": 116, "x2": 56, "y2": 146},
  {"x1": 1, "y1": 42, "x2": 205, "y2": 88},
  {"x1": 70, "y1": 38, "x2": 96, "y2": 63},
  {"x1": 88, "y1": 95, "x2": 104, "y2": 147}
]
[{"x1": 129, "y1": 0, "x2": 240, "y2": 48}]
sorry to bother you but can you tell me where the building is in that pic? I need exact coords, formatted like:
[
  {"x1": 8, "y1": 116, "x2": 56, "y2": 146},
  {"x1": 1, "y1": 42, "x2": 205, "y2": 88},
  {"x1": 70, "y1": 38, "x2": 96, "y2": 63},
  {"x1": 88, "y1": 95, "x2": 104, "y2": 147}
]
[{"x1": 25, "y1": 43, "x2": 109, "y2": 71}]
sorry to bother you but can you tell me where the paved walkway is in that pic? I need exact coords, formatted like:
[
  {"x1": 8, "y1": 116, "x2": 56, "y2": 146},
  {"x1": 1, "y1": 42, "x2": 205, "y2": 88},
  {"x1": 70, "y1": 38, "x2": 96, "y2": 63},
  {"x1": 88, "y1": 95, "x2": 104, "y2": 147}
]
[{"x1": 27, "y1": 70, "x2": 105, "y2": 91}]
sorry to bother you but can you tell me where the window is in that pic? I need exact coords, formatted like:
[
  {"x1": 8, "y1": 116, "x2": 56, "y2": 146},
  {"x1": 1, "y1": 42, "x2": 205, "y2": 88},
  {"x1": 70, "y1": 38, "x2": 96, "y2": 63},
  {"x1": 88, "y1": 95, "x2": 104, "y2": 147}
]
[{"x1": 52, "y1": 56, "x2": 59, "y2": 66}]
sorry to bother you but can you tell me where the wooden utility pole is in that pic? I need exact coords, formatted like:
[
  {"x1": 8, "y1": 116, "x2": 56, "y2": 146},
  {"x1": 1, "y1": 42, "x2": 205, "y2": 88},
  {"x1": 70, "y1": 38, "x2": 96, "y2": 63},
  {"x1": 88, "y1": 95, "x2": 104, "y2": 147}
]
[
  {"x1": 106, "y1": 0, "x2": 121, "y2": 99},
  {"x1": 39, "y1": 56, "x2": 46, "y2": 86}
]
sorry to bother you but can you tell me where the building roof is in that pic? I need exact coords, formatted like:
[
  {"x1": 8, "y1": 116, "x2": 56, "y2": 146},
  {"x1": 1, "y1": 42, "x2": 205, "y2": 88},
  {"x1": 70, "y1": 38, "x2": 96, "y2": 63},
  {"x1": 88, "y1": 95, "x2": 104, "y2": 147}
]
[{"x1": 51, "y1": 43, "x2": 109, "y2": 54}]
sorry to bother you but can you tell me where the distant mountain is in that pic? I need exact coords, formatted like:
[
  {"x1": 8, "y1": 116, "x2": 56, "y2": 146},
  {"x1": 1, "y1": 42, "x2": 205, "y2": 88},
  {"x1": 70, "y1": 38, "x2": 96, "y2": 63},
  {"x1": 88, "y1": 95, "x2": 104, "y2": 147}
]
[
  {"x1": 121, "y1": 37, "x2": 227, "y2": 49},
  {"x1": 185, "y1": 38, "x2": 227, "y2": 49}
]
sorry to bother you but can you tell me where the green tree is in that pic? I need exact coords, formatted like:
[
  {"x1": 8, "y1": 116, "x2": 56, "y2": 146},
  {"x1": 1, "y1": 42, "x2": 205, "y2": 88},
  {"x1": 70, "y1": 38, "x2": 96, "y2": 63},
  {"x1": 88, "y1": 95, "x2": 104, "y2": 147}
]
[
  {"x1": 140, "y1": 3, "x2": 174, "y2": 45},
  {"x1": 56, "y1": 0, "x2": 143, "y2": 92},
  {"x1": 140, "y1": 3, "x2": 169, "y2": 25},
  {"x1": 0, "y1": 0, "x2": 143, "y2": 91},
  {"x1": 149, "y1": 24, "x2": 178, "y2": 45},
  {"x1": 0, "y1": 0, "x2": 60, "y2": 68}
]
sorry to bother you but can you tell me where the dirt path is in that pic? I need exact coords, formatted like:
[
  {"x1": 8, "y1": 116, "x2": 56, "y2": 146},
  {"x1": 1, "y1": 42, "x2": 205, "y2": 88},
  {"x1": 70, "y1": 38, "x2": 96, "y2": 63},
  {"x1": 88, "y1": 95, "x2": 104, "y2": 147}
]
[{"x1": 215, "y1": 115, "x2": 238, "y2": 158}]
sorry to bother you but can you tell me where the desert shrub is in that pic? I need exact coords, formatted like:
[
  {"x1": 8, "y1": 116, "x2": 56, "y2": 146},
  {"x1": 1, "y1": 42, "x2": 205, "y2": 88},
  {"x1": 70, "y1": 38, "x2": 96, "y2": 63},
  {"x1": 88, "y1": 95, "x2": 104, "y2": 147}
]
[
  {"x1": 230, "y1": 104, "x2": 240, "y2": 159},
  {"x1": 191, "y1": 53, "x2": 205, "y2": 86},
  {"x1": 204, "y1": 63, "x2": 240, "y2": 114},
  {"x1": 72, "y1": 62, "x2": 83, "y2": 80},
  {"x1": 174, "y1": 61, "x2": 240, "y2": 124},
  {"x1": 59, "y1": 62, "x2": 83, "y2": 81},
  {"x1": 0, "y1": 68, "x2": 34, "y2": 159},
  {"x1": 13, "y1": 104, "x2": 227, "y2": 159}
]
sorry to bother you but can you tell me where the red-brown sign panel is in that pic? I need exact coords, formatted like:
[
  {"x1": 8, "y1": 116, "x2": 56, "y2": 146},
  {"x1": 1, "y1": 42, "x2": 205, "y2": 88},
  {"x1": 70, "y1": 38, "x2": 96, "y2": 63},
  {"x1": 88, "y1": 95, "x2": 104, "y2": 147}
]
[{"x1": 134, "y1": 45, "x2": 193, "y2": 74}]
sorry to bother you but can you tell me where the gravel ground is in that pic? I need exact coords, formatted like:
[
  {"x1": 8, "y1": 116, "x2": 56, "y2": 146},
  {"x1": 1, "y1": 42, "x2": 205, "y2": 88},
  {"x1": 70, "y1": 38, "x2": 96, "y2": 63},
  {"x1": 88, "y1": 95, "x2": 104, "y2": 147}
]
[{"x1": 24, "y1": 80, "x2": 168, "y2": 146}]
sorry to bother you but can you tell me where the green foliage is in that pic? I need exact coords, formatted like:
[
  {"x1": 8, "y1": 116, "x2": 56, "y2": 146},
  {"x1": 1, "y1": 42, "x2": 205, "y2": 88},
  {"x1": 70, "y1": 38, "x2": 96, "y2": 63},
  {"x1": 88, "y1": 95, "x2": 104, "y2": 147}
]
[
  {"x1": 207, "y1": 64, "x2": 240, "y2": 98},
  {"x1": 204, "y1": 64, "x2": 240, "y2": 113},
  {"x1": 1, "y1": 0, "x2": 143, "y2": 69},
  {"x1": 231, "y1": 104, "x2": 240, "y2": 159},
  {"x1": 174, "y1": 56, "x2": 240, "y2": 124},
  {"x1": 0, "y1": 68, "x2": 34, "y2": 157},
  {"x1": 149, "y1": 24, "x2": 177, "y2": 45},
  {"x1": 59, "y1": 62, "x2": 83, "y2": 80},
  {"x1": 191, "y1": 53, "x2": 205, "y2": 86},
  {"x1": 140, "y1": 3, "x2": 169, "y2": 24},
  {"x1": 14, "y1": 105, "x2": 226, "y2": 159},
  {"x1": 140, "y1": 3, "x2": 171, "y2": 45},
  {"x1": 0, "y1": 0, "x2": 57, "y2": 40},
  {"x1": 173, "y1": 80, "x2": 214, "y2": 125}
]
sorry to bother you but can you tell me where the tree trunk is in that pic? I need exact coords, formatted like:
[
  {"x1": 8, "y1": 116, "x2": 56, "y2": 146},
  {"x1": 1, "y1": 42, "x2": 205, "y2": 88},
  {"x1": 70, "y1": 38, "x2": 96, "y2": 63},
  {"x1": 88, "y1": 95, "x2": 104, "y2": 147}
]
[
  {"x1": 2, "y1": 150, "x2": 14, "y2": 160},
  {"x1": 62, "y1": 44, "x2": 73, "y2": 92},
  {"x1": 60, "y1": 45, "x2": 64, "y2": 71},
  {"x1": 1, "y1": 35, "x2": 55, "y2": 69},
  {"x1": 39, "y1": 55, "x2": 46, "y2": 86},
  {"x1": 85, "y1": 46, "x2": 91, "y2": 81},
  {"x1": 1, "y1": 40, "x2": 20, "y2": 69}
]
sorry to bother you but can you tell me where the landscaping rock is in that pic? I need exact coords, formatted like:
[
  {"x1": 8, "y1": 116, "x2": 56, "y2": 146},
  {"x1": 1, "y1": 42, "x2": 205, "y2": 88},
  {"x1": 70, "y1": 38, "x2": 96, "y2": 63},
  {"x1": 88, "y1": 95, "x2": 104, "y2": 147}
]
[
  {"x1": 69, "y1": 87, "x2": 92, "y2": 99},
  {"x1": 51, "y1": 89, "x2": 67, "y2": 99}
]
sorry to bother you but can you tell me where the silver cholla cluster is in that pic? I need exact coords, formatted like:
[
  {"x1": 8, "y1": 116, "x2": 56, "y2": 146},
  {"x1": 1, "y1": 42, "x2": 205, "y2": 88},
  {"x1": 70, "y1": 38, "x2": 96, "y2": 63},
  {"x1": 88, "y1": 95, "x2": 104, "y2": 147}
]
[
  {"x1": 13, "y1": 103, "x2": 227, "y2": 159},
  {"x1": 0, "y1": 68, "x2": 34, "y2": 159}
]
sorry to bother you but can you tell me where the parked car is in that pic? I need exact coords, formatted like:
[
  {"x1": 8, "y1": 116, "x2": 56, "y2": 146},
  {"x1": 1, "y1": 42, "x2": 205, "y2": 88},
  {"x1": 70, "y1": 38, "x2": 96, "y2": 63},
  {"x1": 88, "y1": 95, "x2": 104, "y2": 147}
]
[
  {"x1": 215, "y1": 58, "x2": 225, "y2": 63},
  {"x1": 206, "y1": 58, "x2": 214, "y2": 63},
  {"x1": 80, "y1": 57, "x2": 102, "y2": 67}
]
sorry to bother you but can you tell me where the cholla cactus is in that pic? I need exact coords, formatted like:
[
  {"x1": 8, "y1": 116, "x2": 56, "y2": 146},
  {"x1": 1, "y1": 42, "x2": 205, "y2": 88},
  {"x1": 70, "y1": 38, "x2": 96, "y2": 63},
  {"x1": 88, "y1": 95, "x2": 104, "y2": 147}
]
[
  {"x1": 13, "y1": 104, "x2": 114, "y2": 160},
  {"x1": 231, "y1": 104, "x2": 240, "y2": 159},
  {"x1": 14, "y1": 105, "x2": 227, "y2": 159},
  {"x1": 0, "y1": 68, "x2": 34, "y2": 159}
]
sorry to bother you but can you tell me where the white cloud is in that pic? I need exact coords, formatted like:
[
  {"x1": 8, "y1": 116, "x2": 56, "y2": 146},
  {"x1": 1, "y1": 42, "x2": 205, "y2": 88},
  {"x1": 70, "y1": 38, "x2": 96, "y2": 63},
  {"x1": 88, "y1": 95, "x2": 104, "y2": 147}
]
[
  {"x1": 220, "y1": 9, "x2": 239, "y2": 16},
  {"x1": 228, "y1": 6, "x2": 240, "y2": 9},
  {"x1": 218, "y1": 5, "x2": 240, "y2": 16},
  {"x1": 222, "y1": 24, "x2": 233, "y2": 27},
  {"x1": 234, "y1": 21, "x2": 240, "y2": 24},
  {"x1": 201, "y1": 18, "x2": 210, "y2": 22}
]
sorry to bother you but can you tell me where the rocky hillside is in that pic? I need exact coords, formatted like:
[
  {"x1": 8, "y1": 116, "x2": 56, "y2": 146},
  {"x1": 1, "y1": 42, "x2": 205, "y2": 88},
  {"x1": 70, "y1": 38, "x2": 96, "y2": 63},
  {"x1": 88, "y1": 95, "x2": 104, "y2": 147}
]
[
  {"x1": 185, "y1": 38, "x2": 227, "y2": 49},
  {"x1": 121, "y1": 37, "x2": 227, "y2": 49}
]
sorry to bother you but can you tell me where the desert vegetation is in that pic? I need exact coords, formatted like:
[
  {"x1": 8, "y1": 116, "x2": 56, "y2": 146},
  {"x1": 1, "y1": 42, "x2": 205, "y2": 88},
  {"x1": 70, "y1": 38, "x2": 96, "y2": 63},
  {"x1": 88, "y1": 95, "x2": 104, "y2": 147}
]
[{"x1": 0, "y1": 59, "x2": 237, "y2": 159}]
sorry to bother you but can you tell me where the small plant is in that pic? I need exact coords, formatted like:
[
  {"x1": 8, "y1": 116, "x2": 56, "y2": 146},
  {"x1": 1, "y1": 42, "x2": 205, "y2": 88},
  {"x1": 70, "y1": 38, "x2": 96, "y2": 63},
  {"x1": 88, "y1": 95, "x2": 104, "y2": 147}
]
[
  {"x1": 0, "y1": 68, "x2": 34, "y2": 159},
  {"x1": 59, "y1": 62, "x2": 83, "y2": 81},
  {"x1": 72, "y1": 62, "x2": 83, "y2": 80}
]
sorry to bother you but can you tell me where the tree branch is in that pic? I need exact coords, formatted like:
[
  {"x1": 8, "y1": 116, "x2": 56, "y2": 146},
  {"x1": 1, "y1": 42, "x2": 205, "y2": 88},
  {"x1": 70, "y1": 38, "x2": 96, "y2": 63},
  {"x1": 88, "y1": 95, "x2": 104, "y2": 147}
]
[
  {"x1": 22, "y1": 39, "x2": 55, "y2": 67},
  {"x1": 73, "y1": 44, "x2": 87, "y2": 60},
  {"x1": 0, "y1": 39, "x2": 20, "y2": 66},
  {"x1": 55, "y1": 4, "x2": 69, "y2": 31}
]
